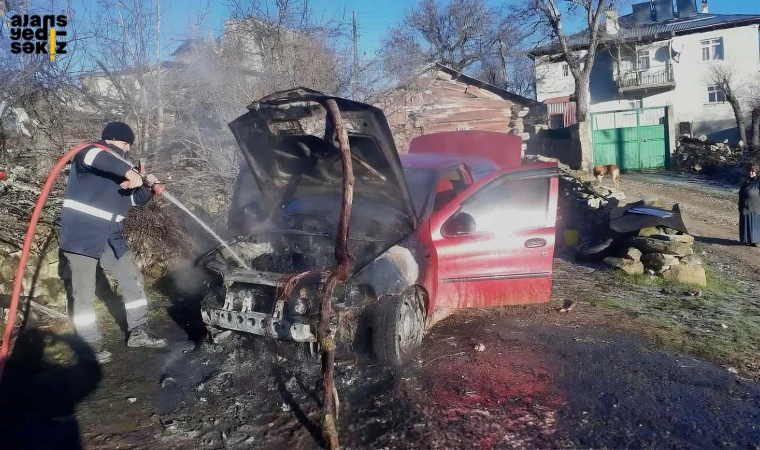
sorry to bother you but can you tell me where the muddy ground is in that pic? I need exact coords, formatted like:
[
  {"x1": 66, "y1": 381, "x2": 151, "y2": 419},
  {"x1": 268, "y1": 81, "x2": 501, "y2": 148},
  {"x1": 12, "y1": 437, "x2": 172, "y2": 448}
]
[{"x1": 1, "y1": 171, "x2": 760, "y2": 449}]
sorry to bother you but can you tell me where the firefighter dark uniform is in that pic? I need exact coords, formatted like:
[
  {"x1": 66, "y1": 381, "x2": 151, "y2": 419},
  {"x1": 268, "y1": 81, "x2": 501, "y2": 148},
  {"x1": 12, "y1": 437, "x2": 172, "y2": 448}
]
[{"x1": 61, "y1": 127, "x2": 166, "y2": 358}]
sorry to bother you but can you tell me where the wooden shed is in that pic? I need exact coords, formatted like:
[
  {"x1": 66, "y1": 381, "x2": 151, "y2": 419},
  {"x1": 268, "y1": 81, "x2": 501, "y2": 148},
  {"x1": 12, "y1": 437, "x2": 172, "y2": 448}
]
[{"x1": 377, "y1": 63, "x2": 539, "y2": 153}]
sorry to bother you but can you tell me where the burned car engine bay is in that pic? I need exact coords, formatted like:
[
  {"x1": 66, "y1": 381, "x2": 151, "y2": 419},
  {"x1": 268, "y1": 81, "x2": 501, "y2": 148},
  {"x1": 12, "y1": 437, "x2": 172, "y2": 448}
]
[{"x1": 199, "y1": 89, "x2": 423, "y2": 359}]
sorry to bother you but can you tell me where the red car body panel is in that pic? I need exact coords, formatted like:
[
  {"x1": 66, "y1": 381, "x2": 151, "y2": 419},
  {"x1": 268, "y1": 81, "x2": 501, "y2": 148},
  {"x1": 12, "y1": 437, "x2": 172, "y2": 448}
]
[
  {"x1": 402, "y1": 152, "x2": 559, "y2": 316},
  {"x1": 409, "y1": 130, "x2": 523, "y2": 170}
]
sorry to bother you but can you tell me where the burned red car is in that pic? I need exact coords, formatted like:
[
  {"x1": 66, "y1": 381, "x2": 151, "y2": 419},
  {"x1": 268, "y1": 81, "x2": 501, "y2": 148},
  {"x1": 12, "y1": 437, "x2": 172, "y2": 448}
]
[{"x1": 200, "y1": 88, "x2": 559, "y2": 364}]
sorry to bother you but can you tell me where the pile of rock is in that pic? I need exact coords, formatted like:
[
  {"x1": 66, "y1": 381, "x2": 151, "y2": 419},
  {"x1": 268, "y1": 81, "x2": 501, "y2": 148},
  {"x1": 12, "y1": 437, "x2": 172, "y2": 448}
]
[
  {"x1": 604, "y1": 226, "x2": 706, "y2": 286},
  {"x1": 673, "y1": 135, "x2": 739, "y2": 172},
  {"x1": 509, "y1": 106, "x2": 532, "y2": 156}
]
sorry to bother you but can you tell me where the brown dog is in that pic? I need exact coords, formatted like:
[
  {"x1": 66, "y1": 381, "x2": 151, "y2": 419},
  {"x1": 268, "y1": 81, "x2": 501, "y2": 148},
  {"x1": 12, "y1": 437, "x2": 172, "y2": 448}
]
[{"x1": 592, "y1": 164, "x2": 620, "y2": 189}]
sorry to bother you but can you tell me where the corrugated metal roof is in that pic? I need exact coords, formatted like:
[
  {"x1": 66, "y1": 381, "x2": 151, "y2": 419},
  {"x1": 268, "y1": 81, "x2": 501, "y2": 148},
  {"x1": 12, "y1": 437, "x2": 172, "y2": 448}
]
[{"x1": 531, "y1": 13, "x2": 760, "y2": 56}]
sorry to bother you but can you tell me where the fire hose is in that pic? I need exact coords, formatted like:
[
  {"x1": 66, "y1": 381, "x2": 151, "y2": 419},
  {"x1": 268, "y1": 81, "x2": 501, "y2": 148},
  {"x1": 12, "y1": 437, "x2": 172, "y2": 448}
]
[{"x1": 0, "y1": 143, "x2": 163, "y2": 384}]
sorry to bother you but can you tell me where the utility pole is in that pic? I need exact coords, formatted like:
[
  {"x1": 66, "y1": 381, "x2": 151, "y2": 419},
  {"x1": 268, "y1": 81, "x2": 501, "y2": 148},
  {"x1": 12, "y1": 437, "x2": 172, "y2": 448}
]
[
  {"x1": 155, "y1": 0, "x2": 163, "y2": 167},
  {"x1": 303, "y1": 0, "x2": 308, "y2": 25},
  {"x1": 352, "y1": 10, "x2": 359, "y2": 97}
]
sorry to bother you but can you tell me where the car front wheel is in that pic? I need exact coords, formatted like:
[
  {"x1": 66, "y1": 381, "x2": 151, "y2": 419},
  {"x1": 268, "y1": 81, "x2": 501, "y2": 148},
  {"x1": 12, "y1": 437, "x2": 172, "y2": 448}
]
[{"x1": 372, "y1": 290, "x2": 425, "y2": 366}]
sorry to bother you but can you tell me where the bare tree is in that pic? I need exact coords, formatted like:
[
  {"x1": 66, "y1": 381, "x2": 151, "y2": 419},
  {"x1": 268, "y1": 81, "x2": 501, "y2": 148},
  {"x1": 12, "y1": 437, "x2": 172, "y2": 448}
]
[
  {"x1": 0, "y1": 0, "x2": 92, "y2": 159},
  {"x1": 706, "y1": 64, "x2": 748, "y2": 146},
  {"x1": 516, "y1": 0, "x2": 610, "y2": 123},
  {"x1": 747, "y1": 84, "x2": 760, "y2": 148},
  {"x1": 53, "y1": 0, "x2": 170, "y2": 167},
  {"x1": 381, "y1": 0, "x2": 518, "y2": 75},
  {"x1": 224, "y1": 0, "x2": 351, "y2": 96},
  {"x1": 476, "y1": 51, "x2": 537, "y2": 99}
]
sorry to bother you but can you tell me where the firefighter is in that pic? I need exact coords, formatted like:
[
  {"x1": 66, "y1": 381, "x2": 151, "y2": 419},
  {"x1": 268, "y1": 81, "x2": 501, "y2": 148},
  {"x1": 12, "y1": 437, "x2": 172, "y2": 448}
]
[{"x1": 60, "y1": 122, "x2": 166, "y2": 364}]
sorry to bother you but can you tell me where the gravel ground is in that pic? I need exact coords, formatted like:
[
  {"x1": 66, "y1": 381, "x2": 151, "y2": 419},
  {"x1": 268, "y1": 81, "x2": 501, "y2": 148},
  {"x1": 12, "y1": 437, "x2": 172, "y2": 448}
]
[{"x1": 1, "y1": 171, "x2": 759, "y2": 449}]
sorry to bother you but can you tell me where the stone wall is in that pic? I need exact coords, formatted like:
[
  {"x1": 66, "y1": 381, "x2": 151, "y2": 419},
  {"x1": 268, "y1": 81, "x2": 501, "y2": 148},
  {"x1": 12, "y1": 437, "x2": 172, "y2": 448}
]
[{"x1": 527, "y1": 124, "x2": 583, "y2": 170}]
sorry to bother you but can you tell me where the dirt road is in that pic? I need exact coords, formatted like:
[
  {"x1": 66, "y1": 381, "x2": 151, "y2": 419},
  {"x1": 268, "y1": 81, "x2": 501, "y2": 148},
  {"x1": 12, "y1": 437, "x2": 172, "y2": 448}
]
[{"x1": 1, "y1": 171, "x2": 759, "y2": 449}]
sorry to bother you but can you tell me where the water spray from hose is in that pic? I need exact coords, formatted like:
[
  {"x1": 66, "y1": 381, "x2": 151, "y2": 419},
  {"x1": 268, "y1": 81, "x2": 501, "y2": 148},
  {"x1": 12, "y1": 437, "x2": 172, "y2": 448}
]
[
  {"x1": 133, "y1": 159, "x2": 249, "y2": 269},
  {"x1": 159, "y1": 191, "x2": 250, "y2": 269}
]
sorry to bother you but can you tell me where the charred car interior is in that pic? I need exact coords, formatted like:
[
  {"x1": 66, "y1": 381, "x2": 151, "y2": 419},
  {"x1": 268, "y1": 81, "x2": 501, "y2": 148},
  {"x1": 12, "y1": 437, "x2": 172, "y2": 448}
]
[{"x1": 200, "y1": 88, "x2": 560, "y2": 365}]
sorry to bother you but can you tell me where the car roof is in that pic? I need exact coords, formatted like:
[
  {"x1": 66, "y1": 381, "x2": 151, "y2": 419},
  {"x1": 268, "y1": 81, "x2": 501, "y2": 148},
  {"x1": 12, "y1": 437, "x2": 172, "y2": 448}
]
[{"x1": 399, "y1": 153, "x2": 495, "y2": 171}]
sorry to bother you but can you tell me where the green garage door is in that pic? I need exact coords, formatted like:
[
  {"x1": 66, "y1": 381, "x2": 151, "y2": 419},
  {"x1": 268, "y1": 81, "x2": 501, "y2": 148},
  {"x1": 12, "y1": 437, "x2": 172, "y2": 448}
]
[{"x1": 591, "y1": 107, "x2": 668, "y2": 170}]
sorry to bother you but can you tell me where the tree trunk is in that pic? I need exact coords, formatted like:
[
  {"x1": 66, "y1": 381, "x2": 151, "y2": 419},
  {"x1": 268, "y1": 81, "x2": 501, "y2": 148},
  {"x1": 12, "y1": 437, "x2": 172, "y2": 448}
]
[
  {"x1": 0, "y1": 118, "x2": 6, "y2": 163},
  {"x1": 319, "y1": 98, "x2": 355, "y2": 450},
  {"x1": 154, "y1": 0, "x2": 163, "y2": 169},
  {"x1": 0, "y1": 102, "x2": 6, "y2": 163},
  {"x1": 276, "y1": 100, "x2": 354, "y2": 450},
  {"x1": 726, "y1": 92, "x2": 747, "y2": 146},
  {"x1": 752, "y1": 107, "x2": 760, "y2": 148},
  {"x1": 574, "y1": 78, "x2": 593, "y2": 172},
  {"x1": 578, "y1": 121, "x2": 593, "y2": 173},
  {"x1": 574, "y1": 79, "x2": 591, "y2": 123}
]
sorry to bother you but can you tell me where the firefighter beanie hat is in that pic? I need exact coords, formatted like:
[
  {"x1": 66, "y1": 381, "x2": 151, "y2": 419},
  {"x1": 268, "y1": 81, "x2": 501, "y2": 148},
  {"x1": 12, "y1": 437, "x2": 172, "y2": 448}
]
[{"x1": 101, "y1": 122, "x2": 135, "y2": 144}]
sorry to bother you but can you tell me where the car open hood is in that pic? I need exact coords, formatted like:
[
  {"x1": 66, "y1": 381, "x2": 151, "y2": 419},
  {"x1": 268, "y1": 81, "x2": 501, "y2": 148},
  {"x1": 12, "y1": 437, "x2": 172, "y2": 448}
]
[{"x1": 227, "y1": 88, "x2": 417, "y2": 238}]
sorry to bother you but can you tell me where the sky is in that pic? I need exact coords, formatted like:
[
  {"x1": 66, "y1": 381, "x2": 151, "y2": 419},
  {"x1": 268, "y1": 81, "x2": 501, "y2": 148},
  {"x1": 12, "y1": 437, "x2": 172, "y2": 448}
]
[
  {"x1": 157, "y1": 0, "x2": 413, "y2": 57},
  {"x1": 9, "y1": 0, "x2": 759, "y2": 63},
  {"x1": 156, "y1": 0, "x2": 760, "y2": 60}
]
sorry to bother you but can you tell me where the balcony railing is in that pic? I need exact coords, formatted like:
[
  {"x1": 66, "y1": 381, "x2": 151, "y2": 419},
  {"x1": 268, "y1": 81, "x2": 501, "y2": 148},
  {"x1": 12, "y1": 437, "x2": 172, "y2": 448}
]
[{"x1": 617, "y1": 65, "x2": 675, "y2": 92}]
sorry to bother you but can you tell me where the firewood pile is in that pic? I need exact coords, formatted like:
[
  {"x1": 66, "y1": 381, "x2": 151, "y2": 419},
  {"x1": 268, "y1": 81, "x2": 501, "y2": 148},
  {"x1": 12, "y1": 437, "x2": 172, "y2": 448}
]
[{"x1": 673, "y1": 135, "x2": 739, "y2": 172}]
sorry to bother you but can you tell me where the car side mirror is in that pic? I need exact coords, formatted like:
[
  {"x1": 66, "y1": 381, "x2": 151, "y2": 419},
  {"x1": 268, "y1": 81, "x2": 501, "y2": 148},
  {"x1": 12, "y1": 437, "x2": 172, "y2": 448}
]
[{"x1": 442, "y1": 212, "x2": 476, "y2": 236}]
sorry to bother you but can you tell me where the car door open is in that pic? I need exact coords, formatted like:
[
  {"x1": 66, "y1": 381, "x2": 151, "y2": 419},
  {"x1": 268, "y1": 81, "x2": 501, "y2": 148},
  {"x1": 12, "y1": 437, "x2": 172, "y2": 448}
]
[{"x1": 431, "y1": 165, "x2": 560, "y2": 310}]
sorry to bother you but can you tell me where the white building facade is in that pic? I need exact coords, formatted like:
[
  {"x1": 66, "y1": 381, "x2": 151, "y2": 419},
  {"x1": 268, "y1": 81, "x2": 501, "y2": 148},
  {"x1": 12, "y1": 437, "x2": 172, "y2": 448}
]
[{"x1": 532, "y1": 0, "x2": 760, "y2": 156}]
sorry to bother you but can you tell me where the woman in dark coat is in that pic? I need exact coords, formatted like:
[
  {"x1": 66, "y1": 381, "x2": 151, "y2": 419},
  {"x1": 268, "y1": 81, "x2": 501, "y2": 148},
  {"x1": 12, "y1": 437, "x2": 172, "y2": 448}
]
[{"x1": 739, "y1": 163, "x2": 760, "y2": 246}]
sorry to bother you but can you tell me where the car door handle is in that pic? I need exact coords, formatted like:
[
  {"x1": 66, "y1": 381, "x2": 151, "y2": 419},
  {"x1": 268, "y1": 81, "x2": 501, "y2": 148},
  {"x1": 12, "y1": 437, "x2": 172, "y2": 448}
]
[{"x1": 524, "y1": 238, "x2": 547, "y2": 248}]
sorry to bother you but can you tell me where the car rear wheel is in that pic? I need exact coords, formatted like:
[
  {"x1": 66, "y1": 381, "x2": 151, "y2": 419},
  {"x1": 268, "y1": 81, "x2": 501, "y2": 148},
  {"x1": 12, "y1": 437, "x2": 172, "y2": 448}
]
[{"x1": 372, "y1": 290, "x2": 425, "y2": 366}]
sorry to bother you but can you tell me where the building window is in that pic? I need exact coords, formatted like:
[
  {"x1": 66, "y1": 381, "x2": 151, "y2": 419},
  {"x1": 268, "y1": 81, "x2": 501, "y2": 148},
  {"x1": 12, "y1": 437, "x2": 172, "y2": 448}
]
[
  {"x1": 707, "y1": 85, "x2": 726, "y2": 103},
  {"x1": 561, "y1": 63, "x2": 569, "y2": 77},
  {"x1": 637, "y1": 51, "x2": 650, "y2": 70},
  {"x1": 701, "y1": 38, "x2": 724, "y2": 61},
  {"x1": 627, "y1": 98, "x2": 642, "y2": 109},
  {"x1": 548, "y1": 114, "x2": 565, "y2": 129}
]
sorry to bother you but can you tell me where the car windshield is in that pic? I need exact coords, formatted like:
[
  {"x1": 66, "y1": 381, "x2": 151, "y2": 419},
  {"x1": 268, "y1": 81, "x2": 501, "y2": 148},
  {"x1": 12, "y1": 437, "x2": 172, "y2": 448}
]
[{"x1": 403, "y1": 167, "x2": 438, "y2": 217}]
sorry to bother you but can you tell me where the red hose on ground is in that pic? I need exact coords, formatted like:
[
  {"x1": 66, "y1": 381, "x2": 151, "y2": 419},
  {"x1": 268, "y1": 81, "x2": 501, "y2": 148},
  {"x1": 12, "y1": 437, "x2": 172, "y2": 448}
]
[{"x1": 0, "y1": 143, "x2": 105, "y2": 384}]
